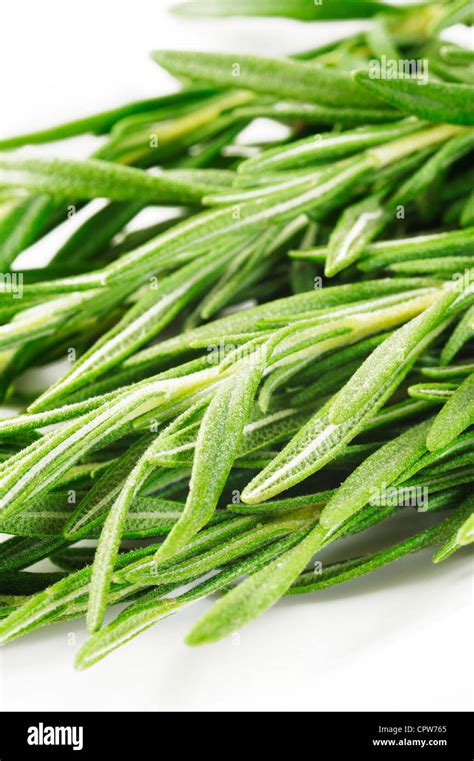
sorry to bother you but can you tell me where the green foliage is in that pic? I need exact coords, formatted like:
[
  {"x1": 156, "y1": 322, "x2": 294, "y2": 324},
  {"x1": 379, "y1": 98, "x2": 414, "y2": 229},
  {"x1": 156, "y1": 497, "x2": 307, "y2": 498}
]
[{"x1": 0, "y1": 0, "x2": 472, "y2": 667}]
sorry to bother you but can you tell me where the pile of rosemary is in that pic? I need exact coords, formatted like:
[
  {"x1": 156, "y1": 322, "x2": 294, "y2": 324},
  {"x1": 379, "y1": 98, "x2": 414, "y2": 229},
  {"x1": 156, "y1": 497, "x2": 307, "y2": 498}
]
[{"x1": 0, "y1": 0, "x2": 472, "y2": 670}]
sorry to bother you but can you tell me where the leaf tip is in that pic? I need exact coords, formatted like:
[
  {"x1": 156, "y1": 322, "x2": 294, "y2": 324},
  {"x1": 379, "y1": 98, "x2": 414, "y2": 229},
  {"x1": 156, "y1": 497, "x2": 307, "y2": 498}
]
[
  {"x1": 185, "y1": 618, "x2": 222, "y2": 647},
  {"x1": 240, "y1": 484, "x2": 262, "y2": 506},
  {"x1": 73, "y1": 653, "x2": 89, "y2": 671},
  {"x1": 86, "y1": 609, "x2": 104, "y2": 636},
  {"x1": 324, "y1": 260, "x2": 342, "y2": 278},
  {"x1": 184, "y1": 628, "x2": 205, "y2": 647}
]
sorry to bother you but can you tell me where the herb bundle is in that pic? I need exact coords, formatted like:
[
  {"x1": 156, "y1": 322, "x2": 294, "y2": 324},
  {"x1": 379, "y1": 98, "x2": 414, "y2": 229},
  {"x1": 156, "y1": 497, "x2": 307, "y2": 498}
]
[{"x1": 0, "y1": 0, "x2": 472, "y2": 669}]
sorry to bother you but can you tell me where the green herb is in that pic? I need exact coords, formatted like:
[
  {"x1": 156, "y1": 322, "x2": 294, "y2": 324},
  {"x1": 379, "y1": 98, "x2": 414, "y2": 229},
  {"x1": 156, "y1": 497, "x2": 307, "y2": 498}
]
[
  {"x1": 354, "y1": 72, "x2": 474, "y2": 125},
  {"x1": 151, "y1": 50, "x2": 392, "y2": 110},
  {"x1": 155, "y1": 350, "x2": 267, "y2": 561},
  {"x1": 0, "y1": 0, "x2": 472, "y2": 667},
  {"x1": 0, "y1": 155, "x2": 223, "y2": 206},
  {"x1": 427, "y1": 372, "x2": 474, "y2": 451},
  {"x1": 173, "y1": 0, "x2": 405, "y2": 21}
]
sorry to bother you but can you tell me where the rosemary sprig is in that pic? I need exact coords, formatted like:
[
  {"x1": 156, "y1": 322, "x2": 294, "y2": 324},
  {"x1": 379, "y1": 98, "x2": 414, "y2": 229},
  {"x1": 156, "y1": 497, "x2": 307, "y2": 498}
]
[{"x1": 0, "y1": 0, "x2": 472, "y2": 667}]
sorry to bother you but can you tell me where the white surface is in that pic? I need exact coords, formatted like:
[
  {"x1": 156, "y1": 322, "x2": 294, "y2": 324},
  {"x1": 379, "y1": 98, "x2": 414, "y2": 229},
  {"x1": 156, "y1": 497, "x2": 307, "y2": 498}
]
[{"x1": 0, "y1": 0, "x2": 473, "y2": 712}]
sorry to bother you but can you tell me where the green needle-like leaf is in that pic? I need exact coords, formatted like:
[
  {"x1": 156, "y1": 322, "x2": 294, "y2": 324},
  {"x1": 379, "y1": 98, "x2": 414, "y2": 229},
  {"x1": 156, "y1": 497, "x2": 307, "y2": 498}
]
[
  {"x1": 31, "y1": 245, "x2": 233, "y2": 408},
  {"x1": 329, "y1": 290, "x2": 458, "y2": 425},
  {"x1": 432, "y1": 492, "x2": 474, "y2": 562},
  {"x1": 0, "y1": 154, "x2": 221, "y2": 206},
  {"x1": 240, "y1": 119, "x2": 420, "y2": 174},
  {"x1": 441, "y1": 306, "x2": 474, "y2": 365},
  {"x1": 75, "y1": 527, "x2": 311, "y2": 669},
  {"x1": 155, "y1": 350, "x2": 267, "y2": 561},
  {"x1": 86, "y1": 440, "x2": 161, "y2": 632},
  {"x1": 325, "y1": 192, "x2": 388, "y2": 276},
  {"x1": 427, "y1": 372, "x2": 474, "y2": 451},
  {"x1": 125, "y1": 514, "x2": 310, "y2": 585},
  {"x1": 290, "y1": 500, "x2": 474, "y2": 593},
  {"x1": 186, "y1": 521, "x2": 327, "y2": 645},
  {"x1": 319, "y1": 419, "x2": 432, "y2": 531},
  {"x1": 0, "y1": 195, "x2": 55, "y2": 270},
  {"x1": 152, "y1": 50, "x2": 393, "y2": 110},
  {"x1": 354, "y1": 71, "x2": 474, "y2": 125},
  {"x1": 173, "y1": 0, "x2": 403, "y2": 20},
  {"x1": 0, "y1": 93, "x2": 211, "y2": 149}
]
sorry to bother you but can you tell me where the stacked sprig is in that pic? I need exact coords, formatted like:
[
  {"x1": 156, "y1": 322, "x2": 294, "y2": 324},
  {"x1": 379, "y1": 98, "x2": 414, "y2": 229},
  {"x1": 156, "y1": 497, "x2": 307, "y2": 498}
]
[{"x1": 0, "y1": 0, "x2": 472, "y2": 668}]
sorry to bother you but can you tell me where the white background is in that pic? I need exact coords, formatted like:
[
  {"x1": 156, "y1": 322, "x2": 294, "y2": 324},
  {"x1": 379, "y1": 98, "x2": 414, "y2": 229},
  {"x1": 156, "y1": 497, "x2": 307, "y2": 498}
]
[{"x1": 0, "y1": 0, "x2": 472, "y2": 712}]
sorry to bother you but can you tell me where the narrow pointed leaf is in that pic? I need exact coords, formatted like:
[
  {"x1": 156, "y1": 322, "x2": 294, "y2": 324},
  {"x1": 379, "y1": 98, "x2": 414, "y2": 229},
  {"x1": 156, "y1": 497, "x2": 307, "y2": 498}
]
[
  {"x1": 155, "y1": 351, "x2": 267, "y2": 561},
  {"x1": 0, "y1": 155, "x2": 223, "y2": 206},
  {"x1": 432, "y1": 493, "x2": 474, "y2": 562},
  {"x1": 75, "y1": 527, "x2": 310, "y2": 669},
  {"x1": 173, "y1": 0, "x2": 403, "y2": 21},
  {"x1": 319, "y1": 420, "x2": 432, "y2": 531},
  {"x1": 325, "y1": 192, "x2": 387, "y2": 276},
  {"x1": 329, "y1": 291, "x2": 458, "y2": 425},
  {"x1": 240, "y1": 119, "x2": 420, "y2": 174},
  {"x1": 186, "y1": 521, "x2": 327, "y2": 645},
  {"x1": 427, "y1": 372, "x2": 474, "y2": 451},
  {"x1": 152, "y1": 50, "x2": 392, "y2": 110},
  {"x1": 33, "y1": 246, "x2": 232, "y2": 408},
  {"x1": 86, "y1": 440, "x2": 160, "y2": 632},
  {"x1": 291, "y1": 502, "x2": 474, "y2": 594},
  {"x1": 0, "y1": 94, "x2": 209, "y2": 149},
  {"x1": 354, "y1": 71, "x2": 474, "y2": 125},
  {"x1": 441, "y1": 306, "x2": 474, "y2": 365}
]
